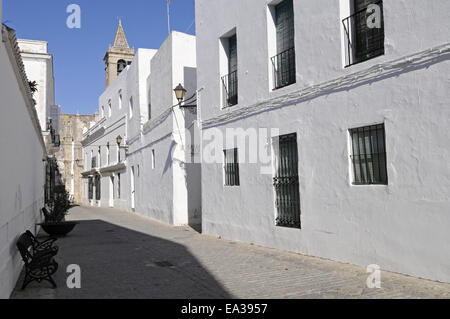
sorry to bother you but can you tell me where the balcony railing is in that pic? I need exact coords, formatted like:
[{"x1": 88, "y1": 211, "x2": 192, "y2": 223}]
[
  {"x1": 342, "y1": 1, "x2": 384, "y2": 67},
  {"x1": 221, "y1": 70, "x2": 238, "y2": 108},
  {"x1": 271, "y1": 47, "x2": 296, "y2": 90}
]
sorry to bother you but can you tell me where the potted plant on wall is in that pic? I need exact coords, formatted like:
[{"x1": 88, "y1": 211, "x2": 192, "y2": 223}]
[{"x1": 39, "y1": 186, "x2": 78, "y2": 237}]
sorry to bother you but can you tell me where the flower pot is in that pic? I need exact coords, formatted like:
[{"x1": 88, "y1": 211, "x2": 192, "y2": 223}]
[{"x1": 40, "y1": 221, "x2": 78, "y2": 237}]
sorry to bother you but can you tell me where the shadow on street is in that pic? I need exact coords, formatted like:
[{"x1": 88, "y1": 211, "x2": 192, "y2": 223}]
[{"x1": 11, "y1": 218, "x2": 231, "y2": 299}]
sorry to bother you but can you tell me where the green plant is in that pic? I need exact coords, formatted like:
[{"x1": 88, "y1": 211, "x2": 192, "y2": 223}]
[
  {"x1": 28, "y1": 81, "x2": 38, "y2": 93},
  {"x1": 45, "y1": 186, "x2": 70, "y2": 223}
]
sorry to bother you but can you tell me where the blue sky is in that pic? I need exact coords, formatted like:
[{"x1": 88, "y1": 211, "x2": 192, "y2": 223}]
[{"x1": 2, "y1": 0, "x2": 196, "y2": 115}]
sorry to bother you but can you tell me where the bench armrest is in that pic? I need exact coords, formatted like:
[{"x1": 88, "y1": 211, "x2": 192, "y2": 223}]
[{"x1": 36, "y1": 238, "x2": 58, "y2": 250}]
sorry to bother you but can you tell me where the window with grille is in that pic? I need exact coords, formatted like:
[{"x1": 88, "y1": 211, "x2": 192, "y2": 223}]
[
  {"x1": 273, "y1": 133, "x2": 301, "y2": 228},
  {"x1": 224, "y1": 148, "x2": 240, "y2": 186},
  {"x1": 221, "y1": 34, "x2": 238, "y2": 107},
  {"x1": 342, "y1": 0, "x2": 384, "y2": 67},
  {"x1": 271, "y1": 0, "x2": 296, "y2": 89},
  {"x1": 350, "y1": 124, "x2": 388, "y2": 185}
]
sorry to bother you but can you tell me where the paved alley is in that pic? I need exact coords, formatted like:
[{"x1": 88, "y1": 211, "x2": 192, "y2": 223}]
[{"x1": 11, "y1": 206, "x2": 450, "y2": 299}]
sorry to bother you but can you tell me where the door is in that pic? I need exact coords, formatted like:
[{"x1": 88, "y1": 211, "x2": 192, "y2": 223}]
[
  {"x1": 273, "y1": 133, "x2": 301, "y2": 228},
  {"x1": 109, "y1": 176, "x2": 114, "y2": 207},
  {"x1": 131, "y1": 166, "x2": 135, "y2": 211}
]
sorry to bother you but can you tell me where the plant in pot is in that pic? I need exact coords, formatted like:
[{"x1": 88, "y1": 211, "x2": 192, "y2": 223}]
[{"x1": 40, "y1": 186, "x2": 78, "y2": 237}]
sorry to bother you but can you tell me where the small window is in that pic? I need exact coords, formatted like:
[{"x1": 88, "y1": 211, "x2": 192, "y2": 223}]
[
  {"x1": 224, "y1": 148, "x2": 240, "y2": 186},
  {"x1": 148, "y1": 104, "x2": 152, "y2": 120},
  {"x1": 118, "y1": 91, "x2": 122, "y2": 109},
  {"x1": 101, "y1": 105, "x2": 105, "y2": 118},
  {"x1": 108, "y1": 100, "x2": 112, "y2": 118},
  {"x1": 117, "y1": 59, "x2": 127, "y2": 75},
  {"x1": 129, "y1": 96, "x2": 134, "y2": 119},
  {"x1": 151, "y1": 150, "x2": 155, "y2": 169},
  {"x1": 350, "y1": 124, "x2": 388, "y2": 185}
]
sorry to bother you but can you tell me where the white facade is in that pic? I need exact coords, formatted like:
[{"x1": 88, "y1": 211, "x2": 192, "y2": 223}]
[
  {"x1": 82, "y1": 31, "x2": 201, "y2": 226},
  {"x1": 127, "y1": 32, "x2": 200, "y2": 226},
  {"x1": 0, "y1": 23, "x2": 47, "y2": 298},
  {"x1": 196, "y1": 0, "x2": 450, "y2": 283},
  {"x1": 17, "y1": 39, "x2": 55, "y2": 134}
]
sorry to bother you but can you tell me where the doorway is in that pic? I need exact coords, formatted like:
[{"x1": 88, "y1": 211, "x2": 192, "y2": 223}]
[
  {"x1": 109, "y1": 176, "x2": 114, "y2": 207},
  {"x1": 131, "y1": 166, "x2": 135, "y2": 211}
]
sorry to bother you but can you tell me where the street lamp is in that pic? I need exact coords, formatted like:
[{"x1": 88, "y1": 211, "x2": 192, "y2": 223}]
[
  {"x1": 116, "y1": 135, "x2": 122, "y2": 163},
  {"x1": 174, "y1": 83, "x2": 186, "y2": 106}
]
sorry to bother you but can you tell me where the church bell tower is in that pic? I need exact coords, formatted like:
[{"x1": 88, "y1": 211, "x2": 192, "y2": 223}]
[{"x1": 104, "y1": 20, "x2": 135, "y2": 88}]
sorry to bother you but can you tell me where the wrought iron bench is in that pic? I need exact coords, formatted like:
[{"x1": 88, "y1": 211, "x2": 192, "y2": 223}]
[
  {"x1": 25, "y1": 230, "x2": 59, "y2": 255},
  {"x1": 16, "y1": 232, "x2": 59, "y2": 290}
]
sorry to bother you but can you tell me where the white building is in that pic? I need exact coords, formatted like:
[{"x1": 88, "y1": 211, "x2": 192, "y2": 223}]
[
  {"x1": 127, "y1": 31, "x2": 200, "y2": 226},
  {"x1": 0, "y1": 20, "x2": 47, "y2": 297},
  {"x1": 195, "y1": 0, "x2": 450, "y2": 283},
  {"x1": 17, "y1": 38, "x2": 56, "y2": 138},
  {"x1": 82, "y1": 24, "x2": 200, "y2": 226}
]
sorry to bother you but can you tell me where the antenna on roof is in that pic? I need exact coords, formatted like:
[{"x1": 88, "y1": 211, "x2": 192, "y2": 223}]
[{"x1": 167, "y1": 0, "x2": 172, "y2": 35}]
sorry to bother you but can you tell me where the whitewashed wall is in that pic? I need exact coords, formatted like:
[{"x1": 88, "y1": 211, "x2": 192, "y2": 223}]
[
  {"x1": 128, "y1": 32, "x2": 200, "y2": 226},
  {"x1": 196, "y1": 0, "x2": 450, "y2": 282},
  {"x1": 0, "y1": 26, "x2": 46, "y2": 298},
  {"x1": 17, "y1": 39, "x2": 55, "y2": 132}
]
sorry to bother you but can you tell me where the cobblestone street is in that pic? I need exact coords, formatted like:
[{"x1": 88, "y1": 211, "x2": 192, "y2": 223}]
[{"x1": 11, "y1": 206, "x2": 450, "y2": 299}]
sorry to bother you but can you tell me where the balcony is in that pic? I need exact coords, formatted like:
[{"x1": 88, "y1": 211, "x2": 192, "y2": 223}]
[
  {"x1": 342, "y1": 1, "x2": 384, "y2": 67},
  {"x1": 221, "y1": 70, "x2": 238, "y2": 108},
  {"x1": 271, "y1": 47, "x2": 296, "y2": 90}
]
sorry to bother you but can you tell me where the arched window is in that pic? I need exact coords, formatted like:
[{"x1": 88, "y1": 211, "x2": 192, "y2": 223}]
[{"x1": 117, "y1": 59, "x2": 127, "y2": 75}]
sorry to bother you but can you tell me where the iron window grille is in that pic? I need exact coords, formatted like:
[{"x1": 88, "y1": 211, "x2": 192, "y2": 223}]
[
  {"x1": 222, "y1": 34, "x2": 238, "y2": 108},
  {"x1": 221, "y1": 70, "x2": 238, "y2": 108},
  {"x1": 272, "y1": 47, "x2": 296, "y2": 89},
  {"x1": 273, "y1": 133, "x2": 301, "y2": 229},
  {"x1": 342, "y1": 0, "x2": 384, "y2": 67},
  {"x1": 224, "y1": 148, "x2": 240, "y2": 186},
  {"x1": 350, "y1": 124, "x2": 388, "y2": 185},
  {"x1": 272, "y1": 0, "x2": 296, "y2": 89}
]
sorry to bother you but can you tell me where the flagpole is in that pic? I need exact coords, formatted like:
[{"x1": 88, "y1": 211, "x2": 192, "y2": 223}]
[{"x1": 167, "y1": 0, "x2": 171, "y2": 35}]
